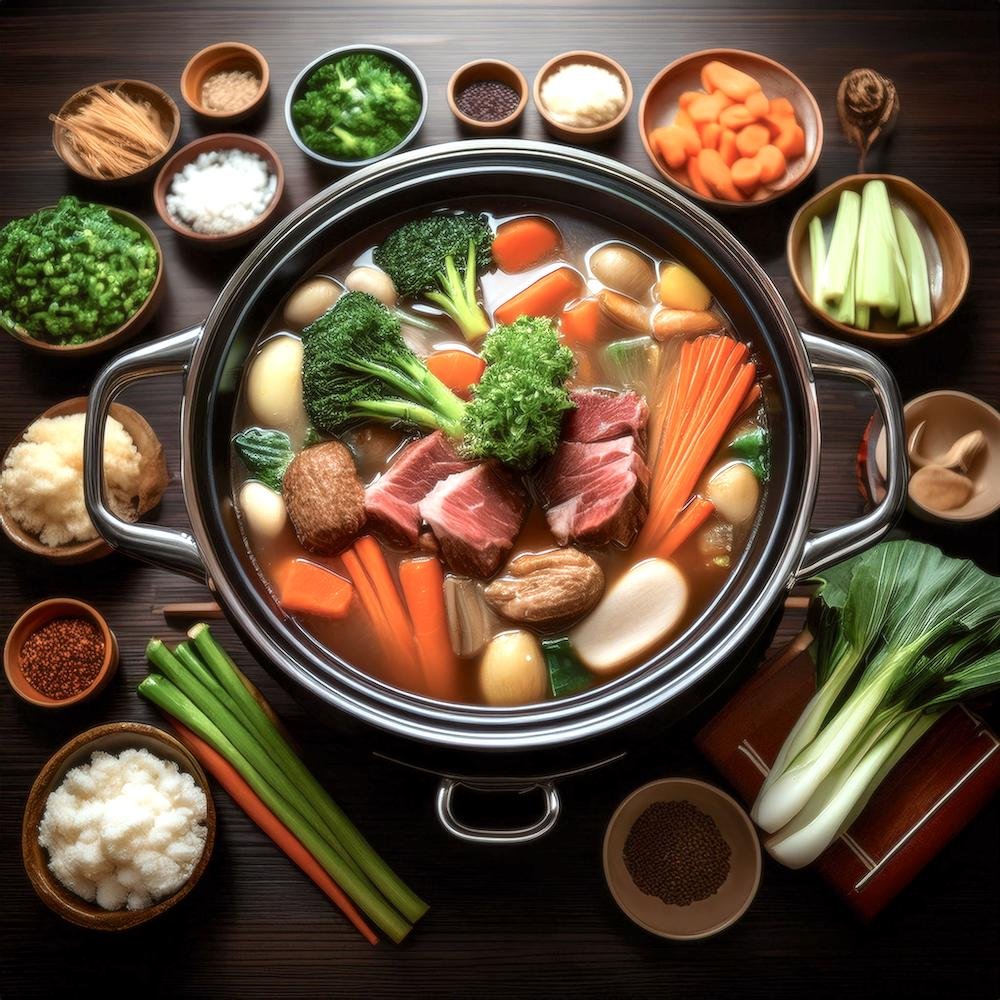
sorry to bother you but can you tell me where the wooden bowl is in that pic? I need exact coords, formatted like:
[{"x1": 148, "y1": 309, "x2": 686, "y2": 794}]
[
  {"x1": 872, "y1": 390, "x2": 1000, "y2": 524},
  {"x1": 4, "y1": 598, "x2": 120, "y2": 709},
  {"x1": 447, "y1": 59, "x2": 528, "y2": 135},
  {"x1": 603, "y1": 778, "x2": 761, "y2": 940},
  {"x1": 639, "y1": 48, "x2": 822, "y2": 208},
  {"x1": 180, "y1": 42, "x2": 269, "y2": 123},
  {"x1": 22, "y1": 722, "x2": 215, "y2": 931},
  {"x1": 4, "y1": 205, "x2": 163, "y2": 356},
  {"x1": 153, "y1": 134, "x2": 285, "y2": 248},
  {"x1": 533, "y1": 51, "x2": 633, "y2": 144},
  {"x1": 0, "y1": 396, "x2": 168, "y2": 564},
  {"x1": 787, "y1": 174, "x2": 970, "y2": 344},
  {"x1": 52, "y1": 79, "x2": 180, "y2": 184}
]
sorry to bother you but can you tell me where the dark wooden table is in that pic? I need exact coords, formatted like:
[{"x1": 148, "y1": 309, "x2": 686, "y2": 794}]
[{"x1": 2, "y1": 2, "x2": 998, "y2": 997}]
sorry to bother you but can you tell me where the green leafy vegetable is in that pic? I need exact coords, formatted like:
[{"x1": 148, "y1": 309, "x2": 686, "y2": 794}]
[
  {"x1": 301, "y1": 292, "x2": 573, "y2": 469},
  {"x1": 373, "y1": 212, "x2": 493, "y2": 340},
  {"x1": 729, "y1": 426, "x2": 770, "y2": 481},
  {"x1": 542, "y1": 637, "x2": 591, "y2": 698},
  {"x1": 752, "y1": 540, "x2": 1000, "y2": 868},
  {"x1": 602, "y1": 336, "x2": 662, "y2": 399},
  {"x1": 234, "y1": 427, "x2": 295, "y2": 492},
  {"x1": 0, "y1": 195, "x2": 158, "y2": 345},
  {"x1": 291, "y1": 52, "x2": 421, "y2": 161},
  {"x1": 892, "y1": 205, "x2": 932, "y2": 327}
]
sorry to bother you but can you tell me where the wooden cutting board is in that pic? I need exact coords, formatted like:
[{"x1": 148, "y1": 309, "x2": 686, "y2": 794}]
[{"x1": 696, "y1": 630, "x2": 1000, "y2": 920}]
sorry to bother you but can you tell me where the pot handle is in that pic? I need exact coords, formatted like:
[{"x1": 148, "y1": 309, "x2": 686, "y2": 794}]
[
  {"x1": 795, "y1": 331, "x2": 907, "y2": 580},
  {"x1": 84, "y1": 325, "x2": 207, "y2": 582},
  {"x1": 435, "y1": 778, "x2": 561, "y2": 844}
]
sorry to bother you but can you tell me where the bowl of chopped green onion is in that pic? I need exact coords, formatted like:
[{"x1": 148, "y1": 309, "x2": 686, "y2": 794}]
[
  {"x1": 284, "y1": 45, "x2": 427, "y2": 168},
  {"x1": 0, "y1": 196, "x2": 163, "y2": 356}
]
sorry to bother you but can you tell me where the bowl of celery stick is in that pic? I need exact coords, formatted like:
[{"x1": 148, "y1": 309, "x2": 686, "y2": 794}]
[{"x1": 787, "y1": 174, "x2": 969, "y2": 343}]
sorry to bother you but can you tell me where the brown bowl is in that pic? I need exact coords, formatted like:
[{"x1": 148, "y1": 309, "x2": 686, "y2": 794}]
[
  {"x1": 533, "y1": 51, "x2": 633, "y2": 144},
  {"x1": 153, "y1": 133, "x2": 285, "y2": 248},
  {"x1": 4, "y1": 599, "x2": 120, "y2": 708},
  {"x1": 603, "y1": 778, "x2": 761, "y2": 940},
  {"x1": 788, "y1": 174, "x2": 970, "y2": 343},
  {"x1": 180, "y1": 42, "x2": 270, "y2": 122},
  {"x1": 639, "y1": 48, "x2": 822, "y2": 208},
  {"x1": 5, "y1": 205, "x2": 163, "y2": 356},
  {"x1": 51, "y1": 79, "x2": 180, "y2": 184},
  {"x1": 447, "y1": 59, "x2": 528, "y2": 135},
  {"x1": 22, "y1": 722, "x2": 215, "y2": 930},
  {"x1": 0, "y1": 396, "x2": 168, "y2": 564}
]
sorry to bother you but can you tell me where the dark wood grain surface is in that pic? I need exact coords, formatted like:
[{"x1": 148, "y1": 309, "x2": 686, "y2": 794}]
[{"x1": 2, "y1": 2, "x2": 998, "y2": 997}]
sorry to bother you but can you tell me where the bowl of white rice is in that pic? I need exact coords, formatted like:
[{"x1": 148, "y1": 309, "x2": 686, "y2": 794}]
[
  {"x1": 22, "y1": 722, "x2": 216, "y2": 930},
  {"x1": 153, "y1": 133, "x2": 284, "y2": 248}
]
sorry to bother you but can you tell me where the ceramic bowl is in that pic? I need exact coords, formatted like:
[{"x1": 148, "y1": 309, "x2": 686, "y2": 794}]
[
  {"x1": 788, "y1": 174, "x2": 970, "y2": 343},
  {"x1": 873, "y1": 390, "x2": 1000, "y2": 523},
  {"x1": 51, "y1": 79, "x2": 180, "y2": 184},
  {"x1": 3, "y1": 599, "x2": 119, "y2": 708},
  {"x1": 447, "y1": 59, "x2": 528, "y2": 134},
  {"x1": 4, "y1": 206, "x2": 163, "y2": 356},
  {"x1": 0, "y1": 396, "x2": 168, "y2": 563},
  {"x1": 285, "y1": 45, "x2": 428, "y2": 168},
  {"x1": 639, "y1": 48, "x2": 822, "y2": 208},
  {"x1": 180, "y1": 41, "x2": 270, "y2": 122},
  {"x1": 603, "y1": 777, "x2": 761, "y2": 940},
  {"x1": 153, "y1": 133, "x2": 285, "y2": 248},
  {"x1": 533, "y1": 51, "x2": 632, "y2": 144},
  {"x1": 22, "y1": 722, "x2": 215, "y2": 930}
]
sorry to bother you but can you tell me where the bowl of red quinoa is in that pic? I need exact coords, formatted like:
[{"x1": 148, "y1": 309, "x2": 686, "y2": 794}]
[
  {"x1": 603, "y1": 777, "x2": 761, "y2": 940},
  {"x1": 447, "y1": 59, "x2": 528, "y2": 134},
  {"x1": 4, "y1": 598, "x2": 119, "y2": 709}
]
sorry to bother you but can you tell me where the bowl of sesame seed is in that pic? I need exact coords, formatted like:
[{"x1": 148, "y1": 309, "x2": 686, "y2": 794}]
[{"x1": 4, "y1": 598, "x2": 119, "y2": 709}]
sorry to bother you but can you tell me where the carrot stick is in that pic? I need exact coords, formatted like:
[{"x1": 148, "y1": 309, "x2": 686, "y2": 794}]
[
  {"x1": 353, "y1": 536, "x2": 422, "y2": 689},
  {"x1": 700, "y1": 60, "x2": 763, "y2": 103},
  {"x1": 560, "y1": 297, "x2": 602, "y2": 345},
  {"x1": 657, "y1": 497, "x2": 715, "y2": 559},
  {"x1": 738, "y1": 382, "x2": 762, "y2": 415},
  {"x1": 426, "y1": 350, "x2": 485, "y2": 400},
  {"x1": 686, "y1": 152, "x2": 713, "y2": 198},
  {"x1": 492, "y1": 217, "x2": 560, "y2": 273},
  {"x1": 494, "y1": 267, "x2": 584, "y2": 324},
  {"x1": 279, "y1": 559, "x2": 354, "y2": 619},
  {"x1": 398, "y1": 557, "x2": 459, "y2": 702},
  {"x1": 168, "y1": 719, "x2": 379, "y2": 946}
]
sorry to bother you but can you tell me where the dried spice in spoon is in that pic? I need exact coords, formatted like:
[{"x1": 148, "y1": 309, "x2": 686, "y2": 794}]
[{"x1": 836, "y1": 68, "x2": 899, "y2": 170}]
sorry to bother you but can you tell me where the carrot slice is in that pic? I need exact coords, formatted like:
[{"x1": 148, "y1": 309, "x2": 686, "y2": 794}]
[
  {"x1": 653, "y1": 125, "x2": 698, "y2": 169},
  {"x1": 731, "y1": 156, "x2": 762, "y2": 194},
  {"x1": 494, "y1": 267, "x2": 584, "y2": 324},
  {"x1": 744, "y1": 90, "x2": 770, "y2": 118},
  {"x1": 492, "y1": 217, "x2": 561, "y2": 273},
  {"x1": 399, "y1": 557, "x2": 458, "y2": 702},
  {"x1": 719, "y1": 104, "x2": 756, "y2": 131},
  {"x1": 168, "y1": 720, "x2": 379, "y2": 946},
  {"x1": 279, "y1": 560, "x2": 353, "y2": 619},
  {"x1": 560, "y1": 297, "x2": 602, "y2": 345},
  {"x1": 719, "y1": 128, "x2": 739, "y2": 167},
  {"x1": 768, "y1": 96, "x2": 796, "y2": 118},
  {"x1": 755, "y1": 144, "x2": 787, "y2": 183},
  {"x1": 685, "y1": 152, "x2": 713, "y2": 198},
  {"x1": 774, "y1": 120, "x2": 806, "y2": 159},
  {"x1": 735, "y1": 123, "x2": 770, "y2": 159},
  {"x1": 700, "y1": 61, "x2": 763, "y2": 102},
  {"x1": 426, "y1": 350, "x2": 485, "y2": 400},
  {"x1": 697, "y1": 149, "x2": 744, "y2": 202},
  {"x1": 657, "y1": 497, "x2": 715, "y2": 559},
  {"x1": 678, "y1": 90, "x2": 703, "y2": 109},
  {"x1": 672, "y1": 108, "x2": 699, "y2": 135},
  {"x1": 689, "y1": 91, "x2": 730, "y2": 125},
  {"x1": 698, "y1": 121, "x2": 722, "y2": 151}
]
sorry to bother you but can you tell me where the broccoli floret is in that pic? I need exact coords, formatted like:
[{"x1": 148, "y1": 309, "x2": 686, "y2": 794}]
[
  {"x1": 301, "y1": 295, "x2": 573, "y2": 470},
  {"x1": 373, "y1": 212, "x2": 493, "y2": 341},
  {"x1": 291, "y1": 52, "x2": 421, "y2": 162},
  {"x1": 0, "y1": 196, "x2": 157, "y2": 345}
]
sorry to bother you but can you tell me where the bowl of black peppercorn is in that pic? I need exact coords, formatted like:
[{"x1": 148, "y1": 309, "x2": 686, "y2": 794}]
[
  {"x1": 603, "y1": 777, "x2": 762, "y2": 940},
  {"x1": 448, "y1": 59, "x2": 528, "y2": 134}
]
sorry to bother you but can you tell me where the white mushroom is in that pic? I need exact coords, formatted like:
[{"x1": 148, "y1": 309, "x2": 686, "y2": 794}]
[
  {"x1": 283, "y1": 276, "x2": 342, "y2": 328},
  {"x1": 479, "y1": 630, "x2": 548, "y2": 706},
  {"x1": 706, "y1": 461, "x2": 760, "y2": 525},
  {"x1": 345, "y1": 266, "x2": 398, "y2": 307}
]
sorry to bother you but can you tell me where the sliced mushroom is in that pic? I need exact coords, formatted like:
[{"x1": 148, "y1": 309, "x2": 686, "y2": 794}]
[
  {"x1": 444, "y1": 576, "x2": 497, "y2": 658},
  {"x1": 598, "y1": 289, "x2": 650, "y2": 333},
  {"x1": 908, "y1": 422, "x2": 987, "y2": 474},
  {"x1": 909, "y1": 464, "x2": 973, "y2": 512},
  {"x1": 484, "y1": 548, "x2": 604, "y2": 624}
]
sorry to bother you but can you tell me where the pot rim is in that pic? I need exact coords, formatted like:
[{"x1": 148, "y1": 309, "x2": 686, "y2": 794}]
[{"x1": 181, "y1": 139, "x2": 821, "y2": 750}]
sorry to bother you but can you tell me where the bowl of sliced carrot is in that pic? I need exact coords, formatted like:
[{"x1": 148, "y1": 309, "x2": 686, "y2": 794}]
[{"x1": 639, "y1": 49, "x2": 822, "y2": 207}]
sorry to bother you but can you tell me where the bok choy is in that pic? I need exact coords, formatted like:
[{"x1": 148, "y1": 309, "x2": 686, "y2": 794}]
[{"x1": 753, "y1": 540, "x2": 1000, "y2": 868}]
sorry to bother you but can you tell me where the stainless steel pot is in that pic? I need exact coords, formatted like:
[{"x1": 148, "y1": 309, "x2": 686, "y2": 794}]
[{"x1": 84, "y1": 141, "x2": 907, "y2": 841}]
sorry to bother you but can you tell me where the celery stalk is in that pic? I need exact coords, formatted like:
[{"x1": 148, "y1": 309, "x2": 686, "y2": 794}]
[
  {"x1": 821, "y1": 190, "x2": 861, "y2": 304},
  {"x1": 808, "y1": 215, "x2": 827, "y2": 306},
  {"x1": 834, "y1": 247, "x2": 857, "y2": 325},
  {"x1": 856, "y1": 303, "x2": 870, "y2": 329},
  {"x1": 892, "y1": 205, "x2": 933, "y2": 326},
  {"x1": 855, "y1": 180, "x2": 898, "y2": 316}
]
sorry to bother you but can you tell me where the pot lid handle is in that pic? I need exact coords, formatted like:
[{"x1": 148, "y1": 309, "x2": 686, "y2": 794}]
[
  {"x1": 795, "y1": 331, "x2": 908, "y2": 581},
  {"x1": 84, "y1": 326, "x2": 206, "y2": 582}
]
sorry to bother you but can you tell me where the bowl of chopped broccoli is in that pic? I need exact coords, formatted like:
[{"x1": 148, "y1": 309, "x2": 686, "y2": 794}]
[
  {"x1": 284, "y1": 45, "x2": 427, "y2": 168},
  {"x1": 0, "y1": 196, "x2": 163, "y2": 355}
]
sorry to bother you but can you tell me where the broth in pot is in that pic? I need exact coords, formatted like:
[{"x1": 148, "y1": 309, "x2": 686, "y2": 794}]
[{"x1": 231, "y1": 199, "x2": 768, "y2": 706}]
